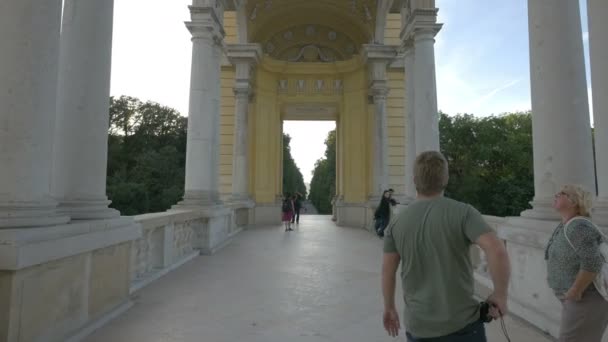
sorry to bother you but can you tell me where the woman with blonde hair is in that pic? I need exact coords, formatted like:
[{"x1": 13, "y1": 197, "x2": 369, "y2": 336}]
[{"x1": 545, "y1": 184, "x2": 608, "y2": 341}]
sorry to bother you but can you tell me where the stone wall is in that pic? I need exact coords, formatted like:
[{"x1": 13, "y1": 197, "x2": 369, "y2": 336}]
[{"x1": 0, "y1": 218, "x2": 140, "y2": 342}]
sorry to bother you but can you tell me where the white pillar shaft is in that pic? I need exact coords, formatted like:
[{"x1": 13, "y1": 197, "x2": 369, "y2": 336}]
[
  {"x1": 0, "y1": 0, "x2": 69, "y2": 228},
  {"x1": 524, "y1": 0, "x2": 595, "y2": 219},
  {"x1": 404, "y1": 48, "x2": 417, "y2": 199},
  {"x1": 589, "y1": 0, "x2": 608, "y2": 199},
  {"x1": 183, "y1": 33, "x2": 222, "y2": 204},
  {"x1": 53, "y1": 0, "x2": 118, "y2": 219},
  {"x1": 413, "y1": 31, "x2": 440, "y2": 153},
  {"x1": 373, "y1": 92, "x2": 390, "y2": 195},
  {"x1": 232, "y1": 89, "x2": 250, "y2": 199},
  {"x1": 588, "y1": 0, "x2": 608, "y2": 223}
]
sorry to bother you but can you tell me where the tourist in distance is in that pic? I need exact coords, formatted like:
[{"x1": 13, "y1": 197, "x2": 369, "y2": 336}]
[
  {"x1": 374, "y1": 190, "x2": 393, "y2": 237},
  {"x1": 545, "y1": 184, "x2": 608, "y2": 341},
  {"x1": 381, "y1": 151, "x2": 511, "y2": 341},
  {"x1": 281, "y1": 193, "x2": 295, "y2": 232},
  {"x1": 291, "y1": 192, "x2": 303, "y2": 224}
]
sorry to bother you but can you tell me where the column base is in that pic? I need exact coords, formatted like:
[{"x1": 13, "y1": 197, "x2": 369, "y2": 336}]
[
  {"x1": 520, "y1": 197, "x2": 560, "y2": 221},
  {"x1": 175, "y1": 190, "x2": 223, "y2": 207},
  {"x1": 58, "y1": 198, "x2": 120, "y2": 220},
  {"x1": 0, "y1": 217, "x2": 141, "y2": 341},
  {"x1": 335, "y1": 201, "x2": 370, "y2": 229},
  {"x1": 0, "y1": 199, "x2": 70, "y2": 229},
  {"x1": 228, "y1": 194, "x2": 255, "y2": 207}
]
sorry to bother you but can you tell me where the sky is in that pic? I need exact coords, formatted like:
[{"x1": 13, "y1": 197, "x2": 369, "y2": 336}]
[{"x1": 109, "y1": 0, "x2": 593, "y2": 183}]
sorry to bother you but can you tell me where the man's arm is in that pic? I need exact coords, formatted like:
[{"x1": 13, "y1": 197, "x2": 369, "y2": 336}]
[
  {"x1": 382, "y1": 252, "x2": 401, "y2": 337},
  {"x1": 476, "y1": 232, "x2": 511, "y2": 316},
  {"x1": 382, "y1": 253, "x2": 400, "y2": 309}
]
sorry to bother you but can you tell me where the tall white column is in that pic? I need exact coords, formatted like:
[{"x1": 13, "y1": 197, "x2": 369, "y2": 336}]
[
  {"x1": 588, "y1": 0, "x2": 608, "y2": 224},
  {"x1": 52, "y1": 0, "x2": 119, "y2": 219},
  {"x1": 226, "y1": 45, "x2": 261, "y2": 203},
  {"x1": 413, "y1": 29, "x2": 440, "y2": 153},
  {"x1": 363, "y1": 45, "x2": 396, "y2": 198},
  {"x1": 403, "y1": 45, "x2": 417, "y2": 199},
  {"x1": 180, "y1": 4, "x2": 225, "y2": 206},
  {"x1": 522, "y1": 0, "x2": 595, "y2": 220},
  {"x1": 372, "y1": 86, "x2": 390, "y2": 196},
  {"x1": 0, "y1": 0, "x2": 70, "y2": 228}
]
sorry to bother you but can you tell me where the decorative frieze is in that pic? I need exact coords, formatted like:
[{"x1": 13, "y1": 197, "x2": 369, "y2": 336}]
[{"x1": 276, "y1": 78, "x2": 345, "y2": 96}]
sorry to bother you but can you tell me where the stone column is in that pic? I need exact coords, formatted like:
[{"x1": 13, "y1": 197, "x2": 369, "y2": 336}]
[
  {"x1": 363, "y1": 45, "x2": 397, "y2": 198},
  {"x1": 403, "y1": 44, "x2": 417, "y2": 200},
  {"x1": 588, "y1": 0, "x2": 608, "y2": 224},
  {"x1": 179, "y1": 3, "x2": 225, "y2": 206},
  {"x1": 52, "y1": 0, "x2": 119, "y2": 219},
  {"x1": 0, "y1": 0, "x2": 70, "y2": 228},
  {"x1": 522, "y1": 0, "x2": 595, "y2": 220},
  {"x1": 372, "y1": 85, "x2": 390, "y2": 196},
  {"x1": 401, "y1": 3, "x2": 442, "y2": 154},
  {"x1": 226, "y1": 44, "x2": 262, "y2": 203},
  {"x1": 412, "y1": 28, "x2": 441, "y2": 153}
]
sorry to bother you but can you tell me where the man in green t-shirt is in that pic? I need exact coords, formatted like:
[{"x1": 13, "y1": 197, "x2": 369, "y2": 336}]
[{"x1": 381, "y1": 151, "x2": 511, "y2": 341}]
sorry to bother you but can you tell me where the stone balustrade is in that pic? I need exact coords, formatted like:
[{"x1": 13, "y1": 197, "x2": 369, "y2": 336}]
[{"x1": 129, "y1": 203, "x2": 253, "y2": 293}]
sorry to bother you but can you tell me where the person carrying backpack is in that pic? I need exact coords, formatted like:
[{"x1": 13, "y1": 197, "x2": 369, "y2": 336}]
[
  {"x1": 281, "y1": 193, "x2": 295, "y2": 232},
  {"x1": 545, "y1": 184, "x2": 608, "y2": 341}
]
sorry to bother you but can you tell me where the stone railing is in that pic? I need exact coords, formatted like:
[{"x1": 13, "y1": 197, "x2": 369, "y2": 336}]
[
  {"x1": 472, "y1": 215, "x2": 508, "y2": 298},
  {"x1": 129, "y1": 202, "x2": 253, "y2": 293}
]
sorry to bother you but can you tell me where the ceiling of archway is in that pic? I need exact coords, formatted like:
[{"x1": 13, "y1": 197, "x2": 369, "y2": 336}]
[{"x1": 246, "y1": 0, "x2": 377, "y2": 61}]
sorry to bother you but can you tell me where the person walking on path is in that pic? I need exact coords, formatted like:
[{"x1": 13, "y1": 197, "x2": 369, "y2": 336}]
[
  {"x1": 281, "y1": 193, "x2": 295, "y2": 232},
  {"x1": 291, "y1": 192, "x2": 303, "y2": 224},
  {"x1": 381, "y1": 151, "x2": 511, "y2": 341},
  {"x1": 374, "y1": 190, "x2": 393, "y2": 237}
]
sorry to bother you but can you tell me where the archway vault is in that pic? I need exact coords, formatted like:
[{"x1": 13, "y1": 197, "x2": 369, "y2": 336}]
[{"x1": 245, "y1": 0, "x2": 376, "y2": 61}]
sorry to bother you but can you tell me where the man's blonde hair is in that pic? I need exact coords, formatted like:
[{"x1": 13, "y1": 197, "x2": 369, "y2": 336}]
[
  {"x1": 414, "y1": 151, "x2": 449, "y2": 196},
  {"x1": 561, "y1": 184, "x2": 594, "y2": 217}
]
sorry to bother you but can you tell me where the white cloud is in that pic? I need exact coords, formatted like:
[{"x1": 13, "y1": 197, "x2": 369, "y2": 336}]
[
  {"x1": 470, "y1": 79, "x2": 521, "y2": 110},
  {"x1": 583, "y1": 31, "x2": 589, "y2": 42}
]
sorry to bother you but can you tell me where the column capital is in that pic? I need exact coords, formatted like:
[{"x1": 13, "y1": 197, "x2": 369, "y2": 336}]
[
  {"x1": 400, "y1": 5, "x2": 442, "y2": 43},
  {"x1": 362, "y1": 44, "x2": 399, "y2": 65},
  {"x1": 186, "y1": 4, "x2": 225, "y2": 43},
  {"x1": 226, "y1": 43, "x2": 263, "y2": 66},
  {"x1": 370, "y1": 85, "x2": 390, "y2": 101},
  {"x1": 233, "y1": 86, "x2": 252, "y2": 100}
]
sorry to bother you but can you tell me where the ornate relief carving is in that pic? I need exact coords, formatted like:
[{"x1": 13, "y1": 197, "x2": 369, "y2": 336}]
[
  {"x1": 275, "y1": 77, "x2": 343, "y2": 96},
  {"x1": 263, "y1": 24, "x2": 359, "y2": 62},
  {"x1": 288, "y1": 45, "x2": 333, "y2": 62},
  {"x1": 297, "y1": 80, "x2": 306, "y2": 93},
  {"x1": 315, "y1": 80, "x2": 325, "y2": 92},
  {"x1": 305, "y1": 25, "x2": 316, "y2": 36}
]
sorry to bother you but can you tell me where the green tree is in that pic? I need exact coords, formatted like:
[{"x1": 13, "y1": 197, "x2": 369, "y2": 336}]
[
  {"x1": 439, "y1": 112, "x2": 534, "y2": 217},
  {"x1": 282, "y1": 134, "x2": 308, "y2": 199},
  {"x1": 107, "y1": 96, "x2": 187, "y2": 215},
  {"x1": 309, "y1": 130, "x2": 336, "y2": 214}
]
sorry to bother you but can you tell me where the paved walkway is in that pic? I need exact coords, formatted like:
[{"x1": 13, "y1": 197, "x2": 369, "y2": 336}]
[{"x1": 86, "y1": 216, "x2": 553, "y2": 342}]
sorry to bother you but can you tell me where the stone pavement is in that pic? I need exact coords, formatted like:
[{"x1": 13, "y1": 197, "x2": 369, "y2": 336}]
[{"x1": 86, "y1": 216, "x2": 554, "y2": 342}]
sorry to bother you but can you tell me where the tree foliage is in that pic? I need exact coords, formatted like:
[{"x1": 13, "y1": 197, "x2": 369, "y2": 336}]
[
  {"x1": 107, "y1": 96, "x2": 187, "y2": 215},
  {"x1": 440, "y1": 112, "x2": 534, "y2": 217},
  {"x1": 283, "y1": 134, "x2": 308, "y2": 199},
  {"x1": 309, "y1": 130, "x2": 336, "y2": 214},
  {"x1": 106, "y1": 95, "x2": 534, "y2": 218}
]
